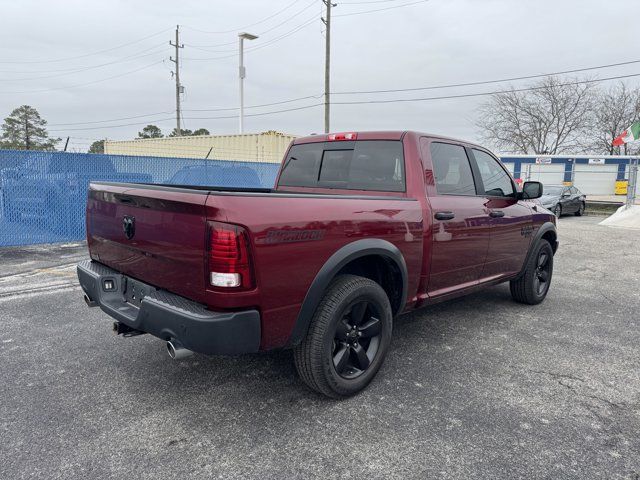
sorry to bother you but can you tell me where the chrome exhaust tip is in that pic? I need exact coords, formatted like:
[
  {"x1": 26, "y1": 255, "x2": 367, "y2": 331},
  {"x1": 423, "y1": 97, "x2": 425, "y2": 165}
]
[
  {"x1": 84, "y1": 294, "x2": 98, "y2": 307},
  {"x1": 167, "y1": 340, "x2": 193, "y2": 360}
]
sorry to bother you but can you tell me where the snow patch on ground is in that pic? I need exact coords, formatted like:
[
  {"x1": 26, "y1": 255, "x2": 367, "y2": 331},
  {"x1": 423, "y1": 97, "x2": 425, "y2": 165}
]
[{"x1": 599, "y1": 205, "x2": 640, "y2": 229}]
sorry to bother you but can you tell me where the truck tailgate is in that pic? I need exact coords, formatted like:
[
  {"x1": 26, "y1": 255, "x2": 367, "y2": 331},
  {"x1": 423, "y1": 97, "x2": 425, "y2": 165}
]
[{"x1": 86, "y1": 183, "x2": 209, "y2": 303}]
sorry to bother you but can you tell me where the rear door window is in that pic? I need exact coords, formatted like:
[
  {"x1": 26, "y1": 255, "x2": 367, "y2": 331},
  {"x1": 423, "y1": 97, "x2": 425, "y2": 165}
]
[
  {"x1": 430, "y1": 143, "x2": 477, "y2": 195},
  {"x1": 278, "y1": 140, "x2": 405, "y2": 192}
]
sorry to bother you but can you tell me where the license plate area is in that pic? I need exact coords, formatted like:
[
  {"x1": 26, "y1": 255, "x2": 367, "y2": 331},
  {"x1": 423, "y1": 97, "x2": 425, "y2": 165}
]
[{"x1": 124, "y1": 277, "x2": 155, "y2": 307}]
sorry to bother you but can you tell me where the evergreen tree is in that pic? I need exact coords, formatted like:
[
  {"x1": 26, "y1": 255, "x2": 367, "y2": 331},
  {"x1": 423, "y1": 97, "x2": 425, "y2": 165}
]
[{"x1": 0, "y1": 105, "x2": 60, "y2": 150}]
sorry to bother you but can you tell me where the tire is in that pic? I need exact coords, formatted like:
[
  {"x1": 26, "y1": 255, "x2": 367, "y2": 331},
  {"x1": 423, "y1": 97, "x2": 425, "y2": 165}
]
[
  {"x1": 553, "y1": 204, "x2": 562, "y2": 217},
  {"x1": 293, "y1": 274, "x2": 393, "y2": 399},
  {"x1": 575, "y1": 202, "x2": 585, "y2": 216},
  {"x1": 510, "y1": 240, "x2": 554, "y2": 305}
]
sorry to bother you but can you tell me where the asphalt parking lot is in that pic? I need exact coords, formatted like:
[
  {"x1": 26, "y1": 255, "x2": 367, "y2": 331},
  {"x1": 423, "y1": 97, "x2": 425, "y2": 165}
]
[{"x1": 1, "y1": 216, "x2": 639, "y2": 479}]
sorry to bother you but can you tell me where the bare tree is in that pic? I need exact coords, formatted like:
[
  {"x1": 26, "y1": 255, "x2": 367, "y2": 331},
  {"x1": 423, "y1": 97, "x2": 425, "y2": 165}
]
[
  {"x1": 476, "y1": 76, "x2": 596, "y2": 154},
  {"x1": 588, "y1": 82, "x2": 640, "y2": 155}
]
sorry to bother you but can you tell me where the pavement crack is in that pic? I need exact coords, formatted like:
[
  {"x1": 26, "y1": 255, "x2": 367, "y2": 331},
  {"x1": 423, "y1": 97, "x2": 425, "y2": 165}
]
[
  {"x1": 531, "y1": 370, "x2": 630, "y2": 410},
  {"x1": 529, "y1": 369, "x2": 585, "y2": 382},
  {"x1": 557, "y1": 379, "x2": 629, "y2": 410}
]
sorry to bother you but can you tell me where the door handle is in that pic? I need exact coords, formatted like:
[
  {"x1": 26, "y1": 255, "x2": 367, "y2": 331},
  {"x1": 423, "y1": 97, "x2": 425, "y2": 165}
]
[
  {"x1": 434, "y1": 211, "x2": 455, "y2": 220},
  {"x1": 489, "y1": 210, "x2": 505, "y2": 218}
]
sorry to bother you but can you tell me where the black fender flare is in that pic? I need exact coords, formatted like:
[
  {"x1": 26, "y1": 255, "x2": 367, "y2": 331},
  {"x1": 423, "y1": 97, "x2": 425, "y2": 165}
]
[
  {"x1": 516, "y1": 221, "x2": 558, "y2": 279},
  {"x1": 287, "y1": 239, "x2": 408, "y2": 347}
]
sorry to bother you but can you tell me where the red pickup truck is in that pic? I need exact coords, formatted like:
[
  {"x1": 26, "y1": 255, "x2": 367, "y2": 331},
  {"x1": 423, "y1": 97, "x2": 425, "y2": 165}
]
[{"x1": 77, "y1": 131, "x2": 557, "y2": 398}]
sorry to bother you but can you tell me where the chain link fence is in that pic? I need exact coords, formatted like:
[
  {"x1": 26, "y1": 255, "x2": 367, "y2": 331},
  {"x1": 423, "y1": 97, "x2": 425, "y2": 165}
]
[{"x1": 0, "y1": 150, "x2": 280, "y2": 247}]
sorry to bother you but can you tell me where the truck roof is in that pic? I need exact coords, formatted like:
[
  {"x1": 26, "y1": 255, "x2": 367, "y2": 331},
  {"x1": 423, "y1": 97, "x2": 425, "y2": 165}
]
[{"x1": 292, "y1": 131, "x2": 484, "y2": 148}]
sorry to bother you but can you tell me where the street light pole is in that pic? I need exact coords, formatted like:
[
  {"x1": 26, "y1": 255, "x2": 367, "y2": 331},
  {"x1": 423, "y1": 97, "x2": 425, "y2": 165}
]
[{"x1": 238, "y1": 32, "x2": 258, "y2": 134}]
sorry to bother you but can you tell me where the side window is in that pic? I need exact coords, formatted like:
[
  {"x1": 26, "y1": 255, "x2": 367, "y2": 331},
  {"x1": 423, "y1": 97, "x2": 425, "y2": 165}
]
[
  {"x1": 472, "y1": 149, "x2": 515, "y2": 197},
  {"x1": 430, "y1": 143, "x2": 476, "y2": 195},
  {"x1": 278, "y1": 143, "x2": 322, "y2": 187}
]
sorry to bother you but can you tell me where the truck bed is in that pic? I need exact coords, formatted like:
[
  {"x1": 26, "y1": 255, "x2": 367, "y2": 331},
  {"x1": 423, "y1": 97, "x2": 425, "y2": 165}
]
[{"x1": 86, "y1": 181, "x2": 424, "y2": 349}]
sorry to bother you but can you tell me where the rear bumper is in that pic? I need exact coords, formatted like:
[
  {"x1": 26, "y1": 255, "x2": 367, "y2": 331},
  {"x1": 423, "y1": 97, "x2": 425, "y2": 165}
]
[{"x1": 77, "y1": 260, "x2": 261, "y2": 355}]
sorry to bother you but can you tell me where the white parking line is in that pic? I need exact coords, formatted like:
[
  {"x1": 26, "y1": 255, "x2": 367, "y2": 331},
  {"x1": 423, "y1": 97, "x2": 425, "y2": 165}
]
[{"x1": 0, "y1": 264, "x2": 80, "y2": 302}]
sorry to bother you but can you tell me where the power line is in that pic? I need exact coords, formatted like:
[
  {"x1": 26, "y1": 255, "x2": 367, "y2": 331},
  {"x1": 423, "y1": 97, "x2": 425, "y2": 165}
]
[
  {"x1": 0, "y1": 28, "x2": 171, "y2": 64},
  {"x1": 183, "y1": 93, "x2": 324, "y2": 112},
  {"x1": 176, "y1": 57, "x2": 640, "y2": 110},
  {"x1": 333, "y1": 58, "x2": 640, "y2": 95},
  {"x1": 182, "y1": 0, "x2": 303, "y2": 35},
  {"x1": 49, "y1": 103, "x2": 324, "y2": 132},
  {"x1": 183, "y1": 15, "x2": 320, "y2": 61},
  {"x1": 48, "y1": 111, "x2": 175, "y2": 127},
  {"x1": 332, "y1": 72, "x2": 640, "y2": 106},
  {"x1": 0, "y1": 44, "x2": 167, "y2": 81},
  {"x1": 243, "y1": 16, "x2": 321, "y2": 53},
  {"x1": 51, "y1": 71, "x2": 640, "y2": 132},
  {"x1": 49, "y1": 118, "x2": 176, "y2": 132},
  {"x1": 245, "y1": 0, "x2": 318, "y2": 36},
  {"x1": 51, "y1": 94, "x2": 324, "y2": 129},
  {"x1": 183, "y1": 0, "x2": 318, "y2": 53},
  {"x1": 188, "y1": 73, "x2": 640, "y2": 117},
  {"x1": 333, "y1": 0, "x2": 429, "y2": 17},
  {"x1": 1, "y1": 60, "x2": 164, "y2": 94},
  {"x1": 45, "y1": 59, "x2": 640, "y2": 132},
  {"x1": 340, "y1": 0, "x2": 406, "y2": 4}
]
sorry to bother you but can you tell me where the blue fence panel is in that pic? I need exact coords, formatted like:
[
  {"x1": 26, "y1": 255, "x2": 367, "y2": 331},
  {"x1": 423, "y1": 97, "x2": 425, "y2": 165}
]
[{"x1": 0, "y1": 150, "x2": 280, "y2": 247}]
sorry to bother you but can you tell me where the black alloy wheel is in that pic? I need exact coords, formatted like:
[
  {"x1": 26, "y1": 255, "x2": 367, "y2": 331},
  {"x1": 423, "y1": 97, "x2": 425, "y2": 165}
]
[
  {"x1": 293, "y1": 274, "x2": 393, "y2": 398},
  {"x1": 533, "y1": 249, "x2": 551, "y2": 297},
  {"x1": 510, "y1": 239, "x2": 554, "y2": 305},
  {"x1": 332, "y1": 300, "x2": 382, "y2": 379}
]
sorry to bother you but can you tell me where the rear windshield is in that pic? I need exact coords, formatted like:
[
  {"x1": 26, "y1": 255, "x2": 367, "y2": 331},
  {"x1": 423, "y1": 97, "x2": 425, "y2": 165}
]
[{"x1": 278, "y1": 140, "x2": 405, "y2": 192}]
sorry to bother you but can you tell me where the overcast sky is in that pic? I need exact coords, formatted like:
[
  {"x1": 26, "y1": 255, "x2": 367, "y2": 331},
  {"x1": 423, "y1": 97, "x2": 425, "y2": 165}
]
[{"x1": 1, "y1": 0, "x2": 638, "y2": 152}]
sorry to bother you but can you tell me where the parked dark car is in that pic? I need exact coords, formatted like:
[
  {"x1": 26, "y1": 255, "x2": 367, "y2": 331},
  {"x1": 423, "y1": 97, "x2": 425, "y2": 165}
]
[
  {"x1": 540, "y1": 184, "x2": 586, "y2": 217},
  {"x1": 78, "y1": 131, "x2": 557, "y2": 398}
]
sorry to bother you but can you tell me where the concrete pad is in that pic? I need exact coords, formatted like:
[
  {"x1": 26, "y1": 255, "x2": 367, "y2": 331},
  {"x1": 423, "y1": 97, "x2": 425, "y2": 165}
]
[{"x1": 599, "y1": 205, "x2": 640, "y2": 229}]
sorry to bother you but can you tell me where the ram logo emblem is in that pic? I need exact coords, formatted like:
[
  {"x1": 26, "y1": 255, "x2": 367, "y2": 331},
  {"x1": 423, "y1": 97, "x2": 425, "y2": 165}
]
[{"x1": 123, "y1": 215, "x2": 136, "y2": 240}]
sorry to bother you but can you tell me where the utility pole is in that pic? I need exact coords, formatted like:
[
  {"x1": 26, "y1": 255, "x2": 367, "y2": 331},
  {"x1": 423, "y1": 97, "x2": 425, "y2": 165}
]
[
  {"x1": 169, "y1": 25, "x2": 184, "y2": 135},
  {"x1": 322, "y1": 1, "x2": 336, "y2": 134}
]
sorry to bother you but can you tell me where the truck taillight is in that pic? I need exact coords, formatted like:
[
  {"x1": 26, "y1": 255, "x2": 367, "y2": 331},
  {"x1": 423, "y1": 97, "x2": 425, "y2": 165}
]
[
  {"x1": 207, "y1": 221, "x2": 254, "y2": 289},
  {"x1": 327, "y1": 132, "x2": 357, "y2": 141}
]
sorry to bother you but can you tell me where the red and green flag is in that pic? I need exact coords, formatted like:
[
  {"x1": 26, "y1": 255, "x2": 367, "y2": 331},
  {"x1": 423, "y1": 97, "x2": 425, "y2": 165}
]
[{"x1": 612, "y1": 121, "x2": 640, "y2": 146}]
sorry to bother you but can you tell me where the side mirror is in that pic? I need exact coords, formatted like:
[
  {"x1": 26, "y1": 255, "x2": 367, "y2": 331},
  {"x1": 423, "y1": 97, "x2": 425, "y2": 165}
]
[
  {"x1": 518, "y1": 181, "x2": 543, "y2": 200},
  {"x1": 561, "y1": 193, "x2": 570, "y2": 198}
]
